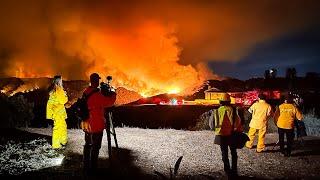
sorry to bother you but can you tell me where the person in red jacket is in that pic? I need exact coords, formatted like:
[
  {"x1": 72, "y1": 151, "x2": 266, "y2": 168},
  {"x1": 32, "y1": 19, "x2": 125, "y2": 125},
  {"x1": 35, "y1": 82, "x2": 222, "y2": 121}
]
[{"x1": 81, "y1": 73, "x2": 116, "y2": 174}]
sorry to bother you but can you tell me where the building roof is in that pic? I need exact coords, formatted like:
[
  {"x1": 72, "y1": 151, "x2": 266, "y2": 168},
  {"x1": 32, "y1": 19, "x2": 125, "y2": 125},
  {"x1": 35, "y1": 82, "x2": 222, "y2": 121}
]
[{"x1": 204, "y1": 87, "x2": 223, "y2": 93}]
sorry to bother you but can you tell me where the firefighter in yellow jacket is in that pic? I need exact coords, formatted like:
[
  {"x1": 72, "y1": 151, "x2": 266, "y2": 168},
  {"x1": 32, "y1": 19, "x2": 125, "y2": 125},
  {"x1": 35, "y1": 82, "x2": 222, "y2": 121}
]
[
  {"x1": 46, "y1": 75, "x2": 68, "y2": 149},
  {"x1": 212, "y1": 93, "x2": 243, "y2": 177},
  {"x1": 246, "y1": 94, "x2": 272, "y2": 152},
  {"x1": 274, "y1": 95, "x2": 303, "y2": 156}
]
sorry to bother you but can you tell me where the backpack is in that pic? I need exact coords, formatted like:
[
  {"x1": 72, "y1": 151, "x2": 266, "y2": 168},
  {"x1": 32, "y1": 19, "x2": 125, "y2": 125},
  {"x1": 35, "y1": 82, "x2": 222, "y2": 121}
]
[
  {"x1": 295, "y1": 120, "x2": 307, "y2": 138},
  {"x1": 75, "y1": 88, "x2": 99, "y2": 121},
  {"x1": 231, "y1": 106, "x2": 249, "y2": 149}
]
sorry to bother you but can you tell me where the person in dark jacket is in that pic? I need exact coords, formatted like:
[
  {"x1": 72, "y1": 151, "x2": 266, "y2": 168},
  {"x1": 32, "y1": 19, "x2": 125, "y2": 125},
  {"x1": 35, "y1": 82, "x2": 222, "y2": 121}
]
[
  {"x1": 212, "y1": 93, "x2": 243, "y2": 177},
  {"x1": 81, "y1": 73, "x2": 116, "y2": 174}
]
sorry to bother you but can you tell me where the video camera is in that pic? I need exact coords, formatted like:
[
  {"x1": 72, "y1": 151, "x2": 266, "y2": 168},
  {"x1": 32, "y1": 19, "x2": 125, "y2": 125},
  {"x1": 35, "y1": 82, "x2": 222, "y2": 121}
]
[{"x1": 100, "y1": 75, "x2": 116, "y2": 96}]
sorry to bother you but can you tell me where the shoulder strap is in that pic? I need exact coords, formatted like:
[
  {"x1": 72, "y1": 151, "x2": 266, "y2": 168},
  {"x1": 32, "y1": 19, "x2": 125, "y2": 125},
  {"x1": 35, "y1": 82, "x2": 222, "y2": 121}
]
[
  {"x1": 212, "y1": 109, "x2": 219, "y2": 129},
  {"x1": 231, "y1": 106, "x2": 237, "y2": 132},
  {"x1": 83, "y1": 88, "x2": 100, "y2": 99}
]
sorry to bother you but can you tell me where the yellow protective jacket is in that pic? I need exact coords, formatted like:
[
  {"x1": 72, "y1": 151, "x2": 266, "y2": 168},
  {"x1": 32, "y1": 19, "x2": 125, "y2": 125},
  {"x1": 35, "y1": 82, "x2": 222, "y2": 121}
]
[
  {"x1": 274, "y1": 103, "x2": 303, "y2": 129},
  {"x1": 46, "y1": 87, "x2": 68, "y2": 120},
  {"x1": 212, "y1": 105, "x2": 242, "y2": 136},
  {"x1": 248, "y1": 100, "x2": 272, "y2": 129}
]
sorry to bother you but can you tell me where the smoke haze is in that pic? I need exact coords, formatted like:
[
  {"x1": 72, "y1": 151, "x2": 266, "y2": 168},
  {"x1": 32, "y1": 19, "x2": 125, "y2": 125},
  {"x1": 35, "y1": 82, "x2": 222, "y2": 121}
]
[{"x1": 0, "y1": 0, "x2": 319, "y2": 95}]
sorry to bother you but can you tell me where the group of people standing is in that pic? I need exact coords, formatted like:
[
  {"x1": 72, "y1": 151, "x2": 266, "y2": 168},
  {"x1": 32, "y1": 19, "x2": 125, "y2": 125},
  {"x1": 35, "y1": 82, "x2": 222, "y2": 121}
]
[
  {"x1": 213, "y1": 93, "x2": 303, "y2": 178},
  {"x1": 46, "y1": 73, "x2": 116, "y2": 175},
  {"x1": 45, "y1": 74, "x2": 304, "y2": 177},
  {"x1": 246, "y1": 93, "x2": 303, "y2": 156}
]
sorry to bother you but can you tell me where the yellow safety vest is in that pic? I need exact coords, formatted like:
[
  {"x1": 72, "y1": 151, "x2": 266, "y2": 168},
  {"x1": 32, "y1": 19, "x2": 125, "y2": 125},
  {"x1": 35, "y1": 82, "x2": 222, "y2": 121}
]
[{"x1": 212, "y1": 106, "x2": 241, "y2": 136}]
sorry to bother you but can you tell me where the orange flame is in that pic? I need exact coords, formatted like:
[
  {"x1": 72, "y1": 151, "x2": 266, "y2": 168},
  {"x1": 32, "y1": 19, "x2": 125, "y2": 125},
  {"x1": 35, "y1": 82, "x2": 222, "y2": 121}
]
[
  {"x1": 84, "y1": 22, "x2": 215, "y2": 96},
  {"x1": 8, "y1": 22, "x2": 216, "y2": 96}
]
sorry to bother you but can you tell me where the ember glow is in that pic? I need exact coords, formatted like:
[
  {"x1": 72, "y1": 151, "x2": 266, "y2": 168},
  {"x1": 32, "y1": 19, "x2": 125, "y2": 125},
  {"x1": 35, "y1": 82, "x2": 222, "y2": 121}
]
[{"x1": 9, "y1": 84, "x2": 40, "y2": 96}]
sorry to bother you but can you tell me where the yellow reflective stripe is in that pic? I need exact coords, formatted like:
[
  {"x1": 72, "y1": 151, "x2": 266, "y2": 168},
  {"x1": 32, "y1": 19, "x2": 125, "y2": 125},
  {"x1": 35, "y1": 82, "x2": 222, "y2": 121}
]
[{"x1": 213, "y1": 109, "x2": 219, "y2": 128}]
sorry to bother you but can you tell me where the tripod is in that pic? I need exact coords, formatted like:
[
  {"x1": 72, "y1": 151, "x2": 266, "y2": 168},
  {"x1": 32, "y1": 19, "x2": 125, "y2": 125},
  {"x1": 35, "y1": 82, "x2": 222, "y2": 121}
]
[{"x1": 105, "y1": 110, "x2": 119, "y2": 159}]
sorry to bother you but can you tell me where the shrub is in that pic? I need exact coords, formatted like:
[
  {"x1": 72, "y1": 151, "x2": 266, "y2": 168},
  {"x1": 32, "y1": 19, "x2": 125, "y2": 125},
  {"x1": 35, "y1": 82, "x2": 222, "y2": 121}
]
[
  {"x1": 0, "y1": 93, "x2": 34, "y2": 128},
  {"x1": 8, "y1": 95, "x2": 34, "y2": 128},
  {"x1": 303, "y1": 110, "x2": 320, "y2": 136},
  {"x1": 194, "y1": 110, "x2": 213, "y2": 130}
]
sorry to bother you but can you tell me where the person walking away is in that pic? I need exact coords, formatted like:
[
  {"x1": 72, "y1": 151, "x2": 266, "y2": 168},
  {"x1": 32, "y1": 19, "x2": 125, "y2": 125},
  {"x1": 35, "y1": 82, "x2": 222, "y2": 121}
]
[
  {"x1": 46, "y1": 75, "x2": 68, "y2": 150},
  {"x1": 213, "y1": 93, "x2": 243, "y2": 177},
  {"x1": 81, "y1": 73, "x2": 116, "y2": 174},
  {"x1": 274, "y1": 95, "x2": 303, "y2": 157},
  {"x1": 245, "y1": 94, "x2": 272, "y2": 153}
]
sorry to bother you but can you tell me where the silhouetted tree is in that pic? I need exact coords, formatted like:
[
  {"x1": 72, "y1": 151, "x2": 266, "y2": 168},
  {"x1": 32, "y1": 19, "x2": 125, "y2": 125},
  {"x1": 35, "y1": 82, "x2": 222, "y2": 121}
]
[
  {"x1": 270, "y1": 68, "x2": 277, "y2": 78},
  {"x1": 264, "y1": 70, "x2": 270, "y2": 79},
  {"x1": 306, "y1": 72, "x2": 319, "y2": 79},
  {"x1": 286, "y1": 68, "x2": 297, "y2": 90},
  {"x1": 264, "y1": 69, "x2": 277, "y2": 79},
  {"x1": 264, "y1": 69, "x2": 277, "y2": 89},
  {"x1": 286, "y1": 68, "x2": 297, "y2": 79}
]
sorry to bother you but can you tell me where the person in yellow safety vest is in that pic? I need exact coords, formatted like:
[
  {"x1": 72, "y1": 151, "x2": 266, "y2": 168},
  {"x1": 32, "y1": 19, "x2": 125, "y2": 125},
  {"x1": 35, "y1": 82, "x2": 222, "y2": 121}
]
[
  {"x1": 46, "y1": 75, "x2": 68, "y2": 150},
  {"x1": 273, "y1": 94, "x2": 303, "y2": 157},
  {"x1": 245, "y1": 94, "x2": 272, "y2": 153},
  {"x1": 212, "y1": 93, "x2": 243, "y2": 178}
]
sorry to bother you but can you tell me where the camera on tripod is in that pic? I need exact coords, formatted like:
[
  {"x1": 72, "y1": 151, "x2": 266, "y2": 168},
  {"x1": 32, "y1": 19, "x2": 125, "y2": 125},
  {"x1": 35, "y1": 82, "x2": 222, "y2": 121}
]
[{"x1": 100, "y1": 75, "x2": 116, "y2": 96}]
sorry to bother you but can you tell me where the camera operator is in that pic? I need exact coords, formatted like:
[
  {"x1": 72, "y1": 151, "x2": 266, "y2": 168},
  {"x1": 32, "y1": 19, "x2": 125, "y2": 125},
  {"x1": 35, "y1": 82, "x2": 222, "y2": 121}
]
[{"x1": 81, "y1": 73, "x2": 116, "y2": 175}]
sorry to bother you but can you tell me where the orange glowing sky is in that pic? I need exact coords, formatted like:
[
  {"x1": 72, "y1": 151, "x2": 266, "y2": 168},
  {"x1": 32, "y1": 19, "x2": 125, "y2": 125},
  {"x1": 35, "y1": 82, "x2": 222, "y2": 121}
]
[{"x1": 0, "y1": 0, "x2": 319, "y2": 95}]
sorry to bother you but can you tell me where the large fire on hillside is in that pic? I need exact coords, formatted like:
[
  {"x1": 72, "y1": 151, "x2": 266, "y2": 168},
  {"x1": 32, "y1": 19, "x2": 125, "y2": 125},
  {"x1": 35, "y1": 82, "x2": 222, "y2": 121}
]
[
  {"x1": 10, "y1": 23, "x2": 217, "y2": 97},
  {"x1": 7, "y1": 21, "x2": 217, "y2": 97},
  {"x1": 1, "y1": 0, "x2": 218, "y2": 97},
  {"x1": 2, "y1": 1, "x2": 318, "y2": 97}
]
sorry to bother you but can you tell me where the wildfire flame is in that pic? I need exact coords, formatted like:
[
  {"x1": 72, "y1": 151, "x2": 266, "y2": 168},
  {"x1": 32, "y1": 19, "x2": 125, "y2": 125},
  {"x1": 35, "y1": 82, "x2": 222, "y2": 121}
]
[
  {"x1": 1, "y1": 1, "x2": 319, "y2": 96},
  {"x1": 9, "y1": 22, "x2": 216, "y2": 96},
  {"x1": 10, "y1": 85, "x2": 40, "y2": 96},
  {"x1": 167, "y1": 87, "x2": 180, "y2": 95}
]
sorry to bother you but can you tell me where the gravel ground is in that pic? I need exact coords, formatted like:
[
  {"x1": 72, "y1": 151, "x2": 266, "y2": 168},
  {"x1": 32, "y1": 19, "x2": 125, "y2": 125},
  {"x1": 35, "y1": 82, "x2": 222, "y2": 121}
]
[{"x1": 1, "y1": 127, "x2": 320, "y2": 179}]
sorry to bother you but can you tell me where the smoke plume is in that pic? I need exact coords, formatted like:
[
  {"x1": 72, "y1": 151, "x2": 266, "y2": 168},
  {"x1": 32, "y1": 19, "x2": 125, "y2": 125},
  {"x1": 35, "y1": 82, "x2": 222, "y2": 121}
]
[{"x1": 0, "y1": 0, "x2": 319, "y2": 95}]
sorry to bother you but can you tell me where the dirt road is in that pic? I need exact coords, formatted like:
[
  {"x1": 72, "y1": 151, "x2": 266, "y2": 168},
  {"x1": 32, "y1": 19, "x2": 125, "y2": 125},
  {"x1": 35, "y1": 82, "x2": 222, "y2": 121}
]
[{"x1": 1, "y1": 128, "x2": 320, "y2": 179}]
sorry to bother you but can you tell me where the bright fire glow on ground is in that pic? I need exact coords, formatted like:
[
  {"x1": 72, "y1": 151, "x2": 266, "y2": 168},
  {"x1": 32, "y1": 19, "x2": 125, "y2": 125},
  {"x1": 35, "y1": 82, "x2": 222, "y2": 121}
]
[{"x1": 0, "y1": 139, "x2": 65, "y2": 175}]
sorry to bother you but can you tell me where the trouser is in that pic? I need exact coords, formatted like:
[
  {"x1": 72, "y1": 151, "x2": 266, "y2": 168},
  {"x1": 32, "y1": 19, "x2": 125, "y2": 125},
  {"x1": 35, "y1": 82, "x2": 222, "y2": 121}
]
[
  {"x1": 83, "y1": 132, "x2": 103, "y2": 173},
  {"x1": 278, "y1": 128, "x2": 294, "y2": 155},
  {"x1": 246, "y1": 127, "x2": 267, "y2": 152},
  {"x1": 52, "y1": 117, "x2": 67, "y2": 149},
  {"x1": 220, "y1": 144, "x2": 238, "y2": 174}
]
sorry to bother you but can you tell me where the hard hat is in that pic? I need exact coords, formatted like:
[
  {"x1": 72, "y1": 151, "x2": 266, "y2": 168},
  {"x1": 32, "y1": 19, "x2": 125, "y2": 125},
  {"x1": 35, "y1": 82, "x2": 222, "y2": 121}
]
[{"x1": 220, "y1": 93, "x2": 231, "y2": 102}]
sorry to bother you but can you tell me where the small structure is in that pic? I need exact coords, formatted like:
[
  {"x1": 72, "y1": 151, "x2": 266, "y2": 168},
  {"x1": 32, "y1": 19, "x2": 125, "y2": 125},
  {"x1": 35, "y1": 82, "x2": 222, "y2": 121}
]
[
  {"x1": 193, "y1": 85, "x2": 247, "y2": 105},
  {"x1": 192, "y1": 86, "x2": 281, "y2": 106},
  {"x1": 204, "y1": 87, "x2": 225, "y2": 101},
  {"x1": 195, "y1": 86, "x2": 237, "y2": 105}
]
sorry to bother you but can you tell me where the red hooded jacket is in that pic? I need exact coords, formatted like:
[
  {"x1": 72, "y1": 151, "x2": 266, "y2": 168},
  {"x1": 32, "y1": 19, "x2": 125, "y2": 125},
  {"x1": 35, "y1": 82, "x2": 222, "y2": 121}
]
[{"x1": 83, "y1": 86, "x2": 116, "y2": 133}]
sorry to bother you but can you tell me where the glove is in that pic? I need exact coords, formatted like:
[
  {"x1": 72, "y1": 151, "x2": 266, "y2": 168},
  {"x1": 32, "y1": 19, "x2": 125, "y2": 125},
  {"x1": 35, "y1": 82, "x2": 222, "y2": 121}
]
[{"x1": 80, "y1": 121, "x2": 91, "y2": 132}]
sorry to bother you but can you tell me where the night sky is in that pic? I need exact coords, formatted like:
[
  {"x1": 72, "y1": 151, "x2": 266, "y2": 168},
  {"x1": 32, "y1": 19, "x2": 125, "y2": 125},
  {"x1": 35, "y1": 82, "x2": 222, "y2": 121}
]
[{"x1": 209, "y1": 26, "x2": 320, "y2": 80}]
